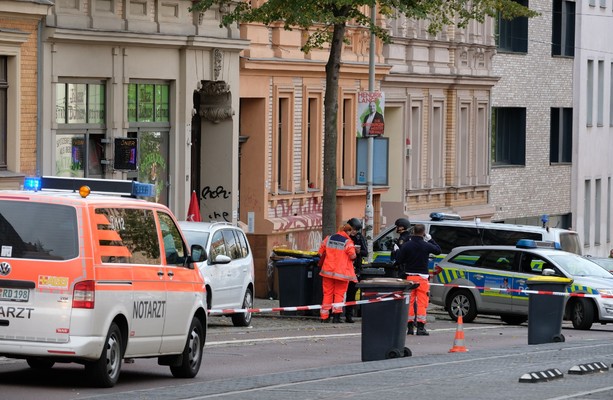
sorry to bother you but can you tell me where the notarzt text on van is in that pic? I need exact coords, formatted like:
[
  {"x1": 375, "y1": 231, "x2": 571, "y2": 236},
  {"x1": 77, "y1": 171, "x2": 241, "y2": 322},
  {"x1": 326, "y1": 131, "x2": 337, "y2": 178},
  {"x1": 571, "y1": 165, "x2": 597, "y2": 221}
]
[{"x1": 133, "y1": 300, "x2": 166, "y2": 319}]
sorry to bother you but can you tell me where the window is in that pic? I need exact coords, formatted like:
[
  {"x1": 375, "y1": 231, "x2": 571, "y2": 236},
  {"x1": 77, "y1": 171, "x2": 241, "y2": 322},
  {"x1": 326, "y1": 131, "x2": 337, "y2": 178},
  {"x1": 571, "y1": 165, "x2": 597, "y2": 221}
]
[
  {"x1": 127, "y1": 83, "x2": 169, "y2": 122},
  {"x1": 496, "y1": 0, "x2": 528, "y2": 53},
  {"x1": 0, "y1": 201, "x2": 78, "y2": 260},
  {"x1": 305, "y1": 96, "x2": 322, "y2": 189},
  {"x1": 595, "y1": 179, "x2": 601, "y2": 245},
  {"x1": 585, "y1": 180, "x2": 591, "y2": 245},
  {"x1": 552, "y1": 0, "x2": 575, "y2": 57},
  {"x1": 55, "y1": 81, "x2": 107, "y2": 177},
  {"x1": 598, "y1": 60, "x2": 604, "y2": 126},
  {"x1": 159, "y1": 212, "x2": 186, "y2": 265},
  {"x1": 0, "y1": 57, "x2": 6, "y2": 170},
  {"x1": 587, "y1": 60, "x2": 594, "y2": 126},
  {"x1": 210, "y1": 231, "x2": 228, "y2": 260},
  {"x1": 550, "y1": 108, "x2": 572, "y2": 163},
  {"x1": 94, "y1": 208, "x2": 161, "y2": 264},
  {"x1": 491, "y1": 107, "x2": 526, "y2": 166},
  {"x1": 127, "y1": 81, "x2": 171, "y2": 204},
  {"x1": 275, "y1": 97, "x2": 292, "y2": 192}
]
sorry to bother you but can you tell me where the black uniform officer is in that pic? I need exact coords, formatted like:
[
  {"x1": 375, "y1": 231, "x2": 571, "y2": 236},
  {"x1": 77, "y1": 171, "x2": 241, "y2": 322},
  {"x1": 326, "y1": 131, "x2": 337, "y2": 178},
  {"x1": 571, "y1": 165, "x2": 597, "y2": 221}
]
[
  {"x1": 345, "y1": 218, "x2": 368, "y2": 323},
  {"x1": 391, "y1": 217, "x2": 411, "y2": 266}
]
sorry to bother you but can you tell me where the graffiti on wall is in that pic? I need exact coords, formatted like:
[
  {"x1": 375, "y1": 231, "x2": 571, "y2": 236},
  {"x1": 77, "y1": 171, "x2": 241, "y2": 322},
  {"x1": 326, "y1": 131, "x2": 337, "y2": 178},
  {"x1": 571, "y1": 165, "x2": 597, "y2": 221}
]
[
  {"x1": 201, "y1": 185, "x2": 231, "y2": 222},
  {"x1": 270, "y1": 197, "x2": 323, "y2": 231}
]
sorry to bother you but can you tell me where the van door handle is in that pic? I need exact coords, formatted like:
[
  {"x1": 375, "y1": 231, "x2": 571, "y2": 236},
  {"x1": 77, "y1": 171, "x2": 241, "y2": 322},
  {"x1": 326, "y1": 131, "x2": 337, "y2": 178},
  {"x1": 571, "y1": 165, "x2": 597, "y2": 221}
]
[
  {"x1": 167, "y1": 271, "x2": 174, "y2": 277},
  {"x1": 157, "y1": 271, "x2": 164, "y2": 277}
]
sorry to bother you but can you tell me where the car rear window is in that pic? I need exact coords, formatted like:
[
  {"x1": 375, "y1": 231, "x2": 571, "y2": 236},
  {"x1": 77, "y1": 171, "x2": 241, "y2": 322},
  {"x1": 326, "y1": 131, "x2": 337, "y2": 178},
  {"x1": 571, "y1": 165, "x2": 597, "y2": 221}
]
[{"x1": 0, "y1": 200, "x2": 79, "y2": 260}]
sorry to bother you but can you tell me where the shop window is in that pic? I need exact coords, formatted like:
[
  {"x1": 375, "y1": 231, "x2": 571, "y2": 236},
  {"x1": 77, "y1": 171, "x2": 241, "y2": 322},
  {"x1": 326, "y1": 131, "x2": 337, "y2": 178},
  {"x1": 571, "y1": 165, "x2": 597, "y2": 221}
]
[
  {"x1": 55, "y1": 81, "x2": 107, "y2": 177},
  {"x1": 0, "y1": 57, "x2": 6, "y2": 170}
]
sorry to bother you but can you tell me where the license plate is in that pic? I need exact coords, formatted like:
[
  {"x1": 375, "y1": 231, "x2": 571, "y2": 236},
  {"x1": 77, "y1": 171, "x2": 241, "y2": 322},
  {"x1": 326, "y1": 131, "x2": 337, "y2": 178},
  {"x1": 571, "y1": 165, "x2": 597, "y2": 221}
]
[{"x1": 0, "y1": 288, "x2": 30, "y2": 302}]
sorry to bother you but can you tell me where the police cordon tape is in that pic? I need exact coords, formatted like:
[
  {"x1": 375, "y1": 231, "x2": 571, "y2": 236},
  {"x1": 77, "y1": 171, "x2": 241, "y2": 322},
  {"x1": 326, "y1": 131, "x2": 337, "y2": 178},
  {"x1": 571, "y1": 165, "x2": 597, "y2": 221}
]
[
  {"x1": 208, "y1": 283, "x2": 613, "y2": 315},
  {"x1": 208, "y1": 292, "x2": 403, "y2": 315}
]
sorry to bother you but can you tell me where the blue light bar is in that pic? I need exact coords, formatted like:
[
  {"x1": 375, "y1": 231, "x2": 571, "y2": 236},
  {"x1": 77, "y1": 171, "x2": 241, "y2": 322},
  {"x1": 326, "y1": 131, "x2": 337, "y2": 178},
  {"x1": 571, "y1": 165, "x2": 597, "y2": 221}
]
[
  {"x1": 516, "y1": 239, "x2": 561, "y2": 250},
  {"x1": 24, "y1": 176, "x2": 42, "y2": 191},
  {"x1": 430, "y1": 212, "x2": 461, "y2": 221},
  {"x1": 131, "y1": 181, "x2": 155, "y2": 198}
]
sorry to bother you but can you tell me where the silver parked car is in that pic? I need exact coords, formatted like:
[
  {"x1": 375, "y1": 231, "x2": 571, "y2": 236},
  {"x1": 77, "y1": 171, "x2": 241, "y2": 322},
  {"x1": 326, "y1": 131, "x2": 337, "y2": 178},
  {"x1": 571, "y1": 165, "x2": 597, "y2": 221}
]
[
  {"x1": 430, "y1": 240, "x2": 613, "y2": 330},
  {"x1": 179, "y1": 221, "x2": 255, "y2": 327}
]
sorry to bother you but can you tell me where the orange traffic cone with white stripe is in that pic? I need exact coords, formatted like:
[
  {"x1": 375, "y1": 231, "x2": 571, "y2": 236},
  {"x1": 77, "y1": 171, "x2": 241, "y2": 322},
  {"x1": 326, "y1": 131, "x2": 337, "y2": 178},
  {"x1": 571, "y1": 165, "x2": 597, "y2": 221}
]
[{"x1": 449, "y1": 312, "x2": 468, "y2": 353}]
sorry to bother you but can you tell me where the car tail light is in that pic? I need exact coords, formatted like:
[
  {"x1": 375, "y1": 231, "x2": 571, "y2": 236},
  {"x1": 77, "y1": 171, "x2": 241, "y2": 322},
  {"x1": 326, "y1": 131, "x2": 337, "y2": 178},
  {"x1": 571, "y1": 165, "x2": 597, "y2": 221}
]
[{"x1": 73, "y1": 280, "x2": 95, "y2": 309}]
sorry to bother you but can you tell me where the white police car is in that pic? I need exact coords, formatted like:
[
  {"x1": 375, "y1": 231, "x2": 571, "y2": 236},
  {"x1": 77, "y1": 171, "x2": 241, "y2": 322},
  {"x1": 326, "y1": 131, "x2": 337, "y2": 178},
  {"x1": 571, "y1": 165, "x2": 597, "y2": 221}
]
[{"x1": 430, "y1": 240, "x2": 613, "y2": 330}]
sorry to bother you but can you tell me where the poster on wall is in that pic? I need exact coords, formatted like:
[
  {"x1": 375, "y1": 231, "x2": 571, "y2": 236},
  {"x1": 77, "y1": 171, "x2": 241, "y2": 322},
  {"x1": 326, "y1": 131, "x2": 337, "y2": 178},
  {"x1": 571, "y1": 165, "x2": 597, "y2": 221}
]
[
  {"x1": 357, "y1": 91, "x2": 385, "y2": 137},
  {"x1": 113, "y1": 138, "x2": 138, "y2": 171}
]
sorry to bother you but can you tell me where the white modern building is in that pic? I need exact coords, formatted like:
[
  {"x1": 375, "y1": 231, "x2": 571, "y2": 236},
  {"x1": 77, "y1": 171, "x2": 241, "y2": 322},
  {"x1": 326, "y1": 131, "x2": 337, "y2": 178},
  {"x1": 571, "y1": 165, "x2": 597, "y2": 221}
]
[{"x1": 572, "y1": 0, "x2": 613, "y2": 256}]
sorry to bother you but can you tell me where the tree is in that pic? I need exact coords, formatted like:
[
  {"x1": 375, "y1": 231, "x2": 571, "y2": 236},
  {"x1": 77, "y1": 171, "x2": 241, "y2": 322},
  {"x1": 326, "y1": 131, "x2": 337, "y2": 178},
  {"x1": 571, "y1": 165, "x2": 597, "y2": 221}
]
[{"x1": 191, "y1": 0, "x2": 536, "y2": 237}]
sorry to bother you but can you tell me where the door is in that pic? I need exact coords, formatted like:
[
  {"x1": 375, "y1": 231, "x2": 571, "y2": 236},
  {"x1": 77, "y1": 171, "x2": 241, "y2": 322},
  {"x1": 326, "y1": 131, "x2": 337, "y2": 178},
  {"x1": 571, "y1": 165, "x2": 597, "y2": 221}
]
[
  {"x1": 512, "y1": 252, "x2": 551, "y2": 314},
  {"x1": 471, "y1": 249, "x2": 518, "y2": 313}
]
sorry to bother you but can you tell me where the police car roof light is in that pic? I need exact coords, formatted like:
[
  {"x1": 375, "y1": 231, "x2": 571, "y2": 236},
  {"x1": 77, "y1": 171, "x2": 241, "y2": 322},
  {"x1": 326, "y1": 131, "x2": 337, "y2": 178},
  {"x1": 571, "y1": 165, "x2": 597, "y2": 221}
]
[
  {"x1": 24, "y1": 176, "x2": 42, "y2": 191},
  {"x1": 516, "y1": 239, "x2": 561, "y2": 250},
  {"x1": 430, "y1": 212, "x2": 461, "y2": 221}
]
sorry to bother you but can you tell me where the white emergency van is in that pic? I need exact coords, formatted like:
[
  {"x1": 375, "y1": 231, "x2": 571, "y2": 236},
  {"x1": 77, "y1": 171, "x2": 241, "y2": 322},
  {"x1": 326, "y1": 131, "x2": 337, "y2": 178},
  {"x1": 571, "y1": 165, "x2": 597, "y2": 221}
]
[{"x1": 0, "y1": 176, "x2": 208, "y2": 387}]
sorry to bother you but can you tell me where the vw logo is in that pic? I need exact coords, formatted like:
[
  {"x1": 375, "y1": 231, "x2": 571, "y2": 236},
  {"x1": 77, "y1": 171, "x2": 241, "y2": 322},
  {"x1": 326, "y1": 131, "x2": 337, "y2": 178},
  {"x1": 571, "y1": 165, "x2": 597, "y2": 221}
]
[{"x1": 0, "y1": 262, "x2": 10, "y2": 276}]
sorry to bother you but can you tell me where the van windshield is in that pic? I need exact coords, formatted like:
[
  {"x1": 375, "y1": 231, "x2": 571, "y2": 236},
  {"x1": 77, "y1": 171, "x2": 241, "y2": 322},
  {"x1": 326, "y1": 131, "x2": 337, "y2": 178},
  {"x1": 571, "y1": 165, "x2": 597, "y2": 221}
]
[{"x1": 0, "y1": 201, "x2": 78, "y2": 260}]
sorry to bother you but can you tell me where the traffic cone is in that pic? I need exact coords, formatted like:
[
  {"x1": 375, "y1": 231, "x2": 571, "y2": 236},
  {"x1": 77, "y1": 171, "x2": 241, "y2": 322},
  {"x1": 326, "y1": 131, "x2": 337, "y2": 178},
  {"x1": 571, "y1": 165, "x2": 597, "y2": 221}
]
[{"x1": 449, "y1": 313, "x2": 468, "y2": 353}]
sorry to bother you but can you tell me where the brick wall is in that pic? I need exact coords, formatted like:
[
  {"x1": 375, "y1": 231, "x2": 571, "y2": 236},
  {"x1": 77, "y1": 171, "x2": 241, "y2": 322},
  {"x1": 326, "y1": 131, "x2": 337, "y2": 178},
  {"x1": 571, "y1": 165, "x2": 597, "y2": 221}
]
[{"x1": 1, "y1": 16, "x2": 40, "y2": 175}]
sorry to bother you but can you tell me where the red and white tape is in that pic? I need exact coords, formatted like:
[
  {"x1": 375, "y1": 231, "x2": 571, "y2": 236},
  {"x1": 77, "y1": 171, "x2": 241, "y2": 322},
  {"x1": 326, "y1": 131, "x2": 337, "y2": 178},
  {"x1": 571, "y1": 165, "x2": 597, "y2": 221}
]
[
  {"x1": 208, "y1": 284, "x2": 613, "y2": 315},
  {"x1": 429, "y1": 282, "x2": 613, "y2": 299},
  {"x1": 208, "y1": 292, "x2": 404, "y2": 315}
]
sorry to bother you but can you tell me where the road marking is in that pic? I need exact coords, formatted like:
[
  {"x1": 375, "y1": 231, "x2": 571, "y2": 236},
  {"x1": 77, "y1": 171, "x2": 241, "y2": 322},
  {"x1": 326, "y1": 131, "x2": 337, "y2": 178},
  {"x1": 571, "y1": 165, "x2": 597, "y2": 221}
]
[
  {"x1": 546, "y1": 386, "x2": 613, "y2": 400},
  {"x1": 206, "y1": 325, "x2": 519, "y2": 346}
]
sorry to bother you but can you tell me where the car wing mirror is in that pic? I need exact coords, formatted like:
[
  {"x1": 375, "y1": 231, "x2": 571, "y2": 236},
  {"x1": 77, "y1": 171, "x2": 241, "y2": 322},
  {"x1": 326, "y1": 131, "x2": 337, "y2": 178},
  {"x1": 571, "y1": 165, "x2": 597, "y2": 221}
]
[
  {"x1": 542, "y1": 268, "x2": 556, "y2": 276},
  {"x1": 213, "y1": 254, "x2": 232, "y2": 264}
]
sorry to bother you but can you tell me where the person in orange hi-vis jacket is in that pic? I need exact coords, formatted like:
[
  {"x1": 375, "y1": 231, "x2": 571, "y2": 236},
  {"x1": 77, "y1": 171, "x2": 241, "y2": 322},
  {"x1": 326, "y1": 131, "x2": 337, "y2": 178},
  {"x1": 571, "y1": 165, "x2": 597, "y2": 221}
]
[{"x1": 318, "y1": 222, "x2": 358, "y2": 323}]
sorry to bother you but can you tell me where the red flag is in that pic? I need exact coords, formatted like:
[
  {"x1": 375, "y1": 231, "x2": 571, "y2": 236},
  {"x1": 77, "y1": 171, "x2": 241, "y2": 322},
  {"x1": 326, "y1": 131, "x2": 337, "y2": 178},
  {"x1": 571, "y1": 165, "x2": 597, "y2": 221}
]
[{"x1": 187, "y1": 191, "x2": 201, "y2": 222}]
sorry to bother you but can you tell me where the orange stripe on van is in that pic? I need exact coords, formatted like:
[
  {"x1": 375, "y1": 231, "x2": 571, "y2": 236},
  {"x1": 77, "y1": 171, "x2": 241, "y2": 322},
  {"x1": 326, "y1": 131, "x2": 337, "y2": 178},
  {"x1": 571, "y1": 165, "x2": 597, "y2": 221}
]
[
  {"x1": 93, "y1": 213, "x2": 111, "y2": 225},
  {"x1": 96, "y1": 230, "x2": 124, "y2": 241}
]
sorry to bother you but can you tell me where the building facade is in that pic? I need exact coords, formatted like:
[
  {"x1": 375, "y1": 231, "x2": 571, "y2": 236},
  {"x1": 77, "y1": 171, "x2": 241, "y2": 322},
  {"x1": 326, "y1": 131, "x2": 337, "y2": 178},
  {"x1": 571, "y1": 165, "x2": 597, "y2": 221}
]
[
  {"x1": 237, "y1": 19, "x2": 390, "y2": 296},
  {"x1": 38, "y1": 0, "x2": 246, "y2": 220},
  {"x1": 381, "y1": 14, "x2": 497, "y2": 224},
  {"x1": 572, "y1": 0, "x2": 613, "y2": 256},
  {"x1": 0, "y1": 0, "x2": 51, "y2": 189},
  {"x1": 490, "y1": 0, "x2": 574, "y2": 231}
]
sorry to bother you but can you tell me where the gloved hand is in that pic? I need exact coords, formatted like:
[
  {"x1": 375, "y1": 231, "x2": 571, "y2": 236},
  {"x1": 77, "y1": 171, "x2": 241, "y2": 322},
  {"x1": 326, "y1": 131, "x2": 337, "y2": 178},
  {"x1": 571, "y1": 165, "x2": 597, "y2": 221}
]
[
  {"x1": 393, "y1": 243, "x2": 399, "y2": 251},
  {"x1": 424, "y1": 233, "x2": 432, "y2": 242}
]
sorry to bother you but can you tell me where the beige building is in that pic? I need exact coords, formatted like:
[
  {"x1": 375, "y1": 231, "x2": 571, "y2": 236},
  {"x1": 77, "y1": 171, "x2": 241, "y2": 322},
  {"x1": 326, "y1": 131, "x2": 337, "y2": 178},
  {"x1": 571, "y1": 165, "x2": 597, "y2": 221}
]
[
  {"x1": 36, "y1": 0, "x2": 246, "y2": 220},
  {"x1": 0, "y1": 0, "x2": 51, "y2": 189},
  {"x1": 381, "y1": 16, "x2": 497, "y2": 224}
]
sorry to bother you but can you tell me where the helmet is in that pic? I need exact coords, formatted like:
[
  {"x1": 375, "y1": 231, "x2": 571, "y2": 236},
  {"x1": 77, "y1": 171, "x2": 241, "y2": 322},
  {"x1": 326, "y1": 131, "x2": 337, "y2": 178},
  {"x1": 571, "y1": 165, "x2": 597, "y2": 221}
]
[
  {"x1": 394, "y1": 218, "x2": 411, "y2": 229},
  {"x1": 347, "y1": 218, "x2": 362, "y2": 231}
]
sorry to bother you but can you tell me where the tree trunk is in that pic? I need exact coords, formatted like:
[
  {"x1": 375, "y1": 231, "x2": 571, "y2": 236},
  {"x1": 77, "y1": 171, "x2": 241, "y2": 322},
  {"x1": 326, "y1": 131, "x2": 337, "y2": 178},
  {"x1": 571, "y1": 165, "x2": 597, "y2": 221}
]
[{"x1": 322, "y1": 22, "x2": 346, "y2": 238}]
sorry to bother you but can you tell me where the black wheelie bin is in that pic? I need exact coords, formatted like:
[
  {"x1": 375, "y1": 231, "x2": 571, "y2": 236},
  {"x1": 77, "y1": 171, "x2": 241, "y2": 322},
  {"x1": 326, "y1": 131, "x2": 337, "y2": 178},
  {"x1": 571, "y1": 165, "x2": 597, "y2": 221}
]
[
  {"x1": 357, "y1": 278, "x2": 419, "y2": 361},
  {"x1": 526, "y1": 276, "x2": 573, "y2": 345}
]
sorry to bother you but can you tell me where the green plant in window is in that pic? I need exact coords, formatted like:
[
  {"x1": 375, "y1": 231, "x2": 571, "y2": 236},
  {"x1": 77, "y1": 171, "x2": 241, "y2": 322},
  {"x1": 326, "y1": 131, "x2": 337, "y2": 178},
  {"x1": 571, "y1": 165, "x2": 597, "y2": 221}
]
[{"x1": 138, "y1": 132, "x2": 167, "y2": 202}]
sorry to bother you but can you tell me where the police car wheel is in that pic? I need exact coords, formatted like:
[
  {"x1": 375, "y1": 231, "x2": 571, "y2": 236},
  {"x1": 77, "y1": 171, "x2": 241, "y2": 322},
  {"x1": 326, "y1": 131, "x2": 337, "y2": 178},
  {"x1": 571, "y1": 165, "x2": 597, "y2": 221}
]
[
  {"x1": 170, "y1": 317, "x2": 204, "y2": 378},
  {"x1": 571, "y1": 298, "x2": 595, "y2": 330},
  {"x1": 447, "y1": 290, "x2": 477, "y2": 323},
  {"x1": 26, "y1": 358, "x2": 55, "y2": 369},
  {"x1": 85, "y1": 322, "x2": 123, "y2": 388},
  {"x1": 231, "y1": 288, "x2": 253, "y2": 327}
]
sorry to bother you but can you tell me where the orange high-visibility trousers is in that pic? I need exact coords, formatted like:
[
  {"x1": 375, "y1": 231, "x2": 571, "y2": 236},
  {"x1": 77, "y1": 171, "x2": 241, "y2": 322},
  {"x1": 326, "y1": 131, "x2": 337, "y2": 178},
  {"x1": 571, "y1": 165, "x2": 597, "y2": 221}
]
[
  {"x1": 406, "y1": 275, "x2": 429, "y2": 324},
  {"x1": 320, "y1": 277, "x2": 349, "y2": 320}
]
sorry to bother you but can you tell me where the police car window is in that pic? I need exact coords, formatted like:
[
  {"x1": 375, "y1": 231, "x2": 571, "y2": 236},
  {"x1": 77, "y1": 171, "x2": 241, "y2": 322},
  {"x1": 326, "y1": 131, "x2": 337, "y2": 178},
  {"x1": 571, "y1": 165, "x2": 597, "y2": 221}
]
[
  {"x1": 478, "y1": 250, "x2": 517, "y2": 272},
  {"x1": 430, "y1": 227, "x2": 485, "y2": 254},
  {"x1": 95, "y1": 208, "x2": 160, "y2": 264},
  {"x1": 449, "y1": 250, "x2": 486, "y2": 266},
  {"x1": 373, "y1": 227, "x2": 398, "y2": 251},
  {"x1": 518, "y1": 254, "x2": 549, "y2": 274},
  {"x1": 158, "y1": 212, "x2": 186, "y2": 266},
  {"x1": 210, "y1": 231, "x2": 227, "y2": 260},
  {"x1": 0, "y1": 201, "x2": 78, "y2": 260}
]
